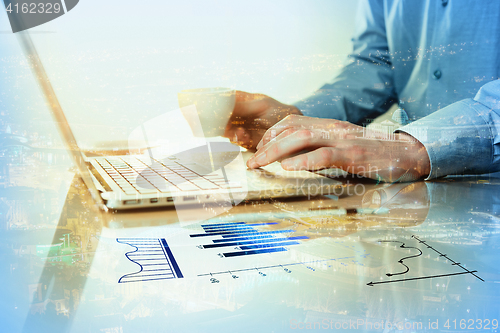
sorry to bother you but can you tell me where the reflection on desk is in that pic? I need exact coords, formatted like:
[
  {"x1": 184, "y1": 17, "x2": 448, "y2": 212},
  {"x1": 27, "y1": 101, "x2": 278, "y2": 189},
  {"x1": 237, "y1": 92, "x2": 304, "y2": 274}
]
[{"x1": 1, "y1": 172, "x2": 500, "y2": 332}]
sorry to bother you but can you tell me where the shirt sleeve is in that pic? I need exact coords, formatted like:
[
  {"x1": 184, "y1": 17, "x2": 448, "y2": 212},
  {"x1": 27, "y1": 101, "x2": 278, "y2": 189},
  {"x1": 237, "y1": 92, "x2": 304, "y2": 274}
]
[
  {"x1": 398, "y1": 79, "x2": 500, "y2": 179},
  {"x1": 293, "y1": 0, "x2": 397, "y2": 125}
]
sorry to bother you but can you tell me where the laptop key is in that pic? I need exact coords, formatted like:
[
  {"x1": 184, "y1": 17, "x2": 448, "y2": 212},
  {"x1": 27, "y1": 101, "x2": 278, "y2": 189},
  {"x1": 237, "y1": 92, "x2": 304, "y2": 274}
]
[
  {"x1": 190, "y1": 179, "x2": 219, "y2": 190},
  {"x1": 167, "y1": 178, "x2": 186, "y2": 185},
  {"x1": 175, "y1": 183, "x2": 201, "y2": 191},
  {"x1": 138, "y1": 188, "x2": 159, "y2": 194},
  {"x1": 182, "y1": 163, "x2": 212, "y2": 175},
  {"x1": 123, "y1": 190, "x2": 138, "y2": 195}
]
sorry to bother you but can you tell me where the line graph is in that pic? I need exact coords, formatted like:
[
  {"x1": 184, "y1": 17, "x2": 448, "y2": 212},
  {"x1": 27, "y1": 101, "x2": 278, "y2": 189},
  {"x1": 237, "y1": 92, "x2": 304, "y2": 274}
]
[
  {"x1": 117, "y1": 238, "x2": 183, "y2": 283},
  {"x1": 378, "y1": 240, "x2": 422, "y2": 277},
  {"x1": 367, "y1": 235, "x2": 484, "y2": 286}
]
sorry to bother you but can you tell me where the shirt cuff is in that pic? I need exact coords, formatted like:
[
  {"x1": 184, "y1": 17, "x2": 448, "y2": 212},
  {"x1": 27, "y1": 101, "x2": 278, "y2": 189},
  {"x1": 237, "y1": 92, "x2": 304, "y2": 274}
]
[{"x1": 397, "y1": 99, "x2": 493, "y2": 179}]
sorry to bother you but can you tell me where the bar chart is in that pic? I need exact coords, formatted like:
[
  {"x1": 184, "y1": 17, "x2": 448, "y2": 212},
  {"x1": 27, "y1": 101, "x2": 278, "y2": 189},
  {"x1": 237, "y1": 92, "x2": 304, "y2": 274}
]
[{"x1": 191, "y1": 221, "x2": 308, "y2": 258}]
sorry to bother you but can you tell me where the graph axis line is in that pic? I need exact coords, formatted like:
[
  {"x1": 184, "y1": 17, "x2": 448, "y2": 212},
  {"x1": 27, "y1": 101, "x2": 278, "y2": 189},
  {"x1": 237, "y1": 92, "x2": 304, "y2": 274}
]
[
  {"x1": 411, "y1": 235, "x2": 484, "y2": 282},
  {"x1": 197, "y1": 255, "x2": 357, "y2": 277},
  {"x1": 367, "y1": 271, "x2": 478, "y2": 286}
]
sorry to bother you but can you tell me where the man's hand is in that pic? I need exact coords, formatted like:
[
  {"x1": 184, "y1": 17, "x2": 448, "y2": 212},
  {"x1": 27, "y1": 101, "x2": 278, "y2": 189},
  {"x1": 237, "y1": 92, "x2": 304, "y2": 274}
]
[
  {"x1": 246, "y1": 115, "x2": 431, "y2": 182},
  {"x1": 223, "y1": 91, "x2": 302, "y2": 151}
]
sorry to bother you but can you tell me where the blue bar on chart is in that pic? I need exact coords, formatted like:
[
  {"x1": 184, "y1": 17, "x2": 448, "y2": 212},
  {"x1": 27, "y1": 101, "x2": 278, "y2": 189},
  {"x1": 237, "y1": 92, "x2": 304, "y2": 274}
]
[
  {"x1": 202, "y1": 222, "x2": 278, "y2": 231},
  {"x1": 201, "y1": 236, "x2": 308, "y2": 249},
  {"x1": 202, "y1": 226, "x2": 254, "y2": 233},
  {"x1": 190, "y1": 229, "x2": 261, "y2": 238},
  {"x1": 194, "y1": 221, "x2": 308, "y2": 258},
  {"x1": 212, "y1": 234, "x2": 275, "y2": 243},
  {"x1": 220, "y1": 230, "x2": 294, "y2": 238},
  {"x1": 161, "y1": 238, "x2": 183, "y2": 278},
  {"x1": 238, "y1": 241, "x2": 301, "y2": 250},
  {"x1": 222, "y1": 247, "x2": 288, "y2": 257},
  {"x1": 192, "y1": 222, "x2": 287, "y2": 238},
  {"x1": 201, "y1": 222, "x2": 277, "y2": 228},
  {"x1": 191, "y1": 229, "x2": 295, "y2": 238}
]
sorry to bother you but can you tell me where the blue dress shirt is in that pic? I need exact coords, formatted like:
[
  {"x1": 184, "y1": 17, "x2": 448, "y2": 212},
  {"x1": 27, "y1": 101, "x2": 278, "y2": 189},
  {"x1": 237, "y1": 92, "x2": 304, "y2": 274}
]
[{"x1": 294, "y1": 0, "x2": 500, "y2": 179}]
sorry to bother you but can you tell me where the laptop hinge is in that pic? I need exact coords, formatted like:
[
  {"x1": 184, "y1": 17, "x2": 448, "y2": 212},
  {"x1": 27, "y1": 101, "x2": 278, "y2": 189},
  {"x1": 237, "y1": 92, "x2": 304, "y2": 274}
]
[{"x1": 87, "y1": 162, "x2": 113, "y2": 192}]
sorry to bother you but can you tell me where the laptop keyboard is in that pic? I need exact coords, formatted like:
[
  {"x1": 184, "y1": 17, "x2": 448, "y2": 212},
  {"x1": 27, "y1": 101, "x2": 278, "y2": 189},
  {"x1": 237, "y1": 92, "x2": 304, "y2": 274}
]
[{"x1": 96, "y1": 156, "x2": 240, "y2": 195}]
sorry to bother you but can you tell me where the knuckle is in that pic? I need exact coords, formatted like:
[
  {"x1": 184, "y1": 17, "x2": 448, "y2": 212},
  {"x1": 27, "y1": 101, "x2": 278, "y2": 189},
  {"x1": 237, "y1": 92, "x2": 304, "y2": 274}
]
[
  {"x1": 297, "y1": 129, "x2": 313, "y2": 141},
  {"x1": 296, "y1": 129, "x2": 310, "y2": 137}
]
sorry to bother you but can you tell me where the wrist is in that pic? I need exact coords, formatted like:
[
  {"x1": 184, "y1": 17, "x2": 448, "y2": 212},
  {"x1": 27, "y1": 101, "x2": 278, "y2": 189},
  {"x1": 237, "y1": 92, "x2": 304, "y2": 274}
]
[{"x1": 398, "y1": 132, "x2": 431, "y2": 179}]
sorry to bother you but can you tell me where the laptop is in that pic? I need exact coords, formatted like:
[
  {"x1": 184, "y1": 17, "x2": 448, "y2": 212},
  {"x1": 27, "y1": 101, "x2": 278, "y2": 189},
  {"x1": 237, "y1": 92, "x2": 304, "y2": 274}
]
[{"x1": 16, "y1": 32, "x2": 344, "y2": 211}]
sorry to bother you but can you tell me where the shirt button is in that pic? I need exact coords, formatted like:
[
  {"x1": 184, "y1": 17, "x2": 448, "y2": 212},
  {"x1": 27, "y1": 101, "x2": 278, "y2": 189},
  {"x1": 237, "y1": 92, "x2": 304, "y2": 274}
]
[
  {"x1": 433, "y1": 69, "x2": 442, "y2": 79},
  {"x1": 441, "y1": 0, "x2": 448, "y2": 6}
]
